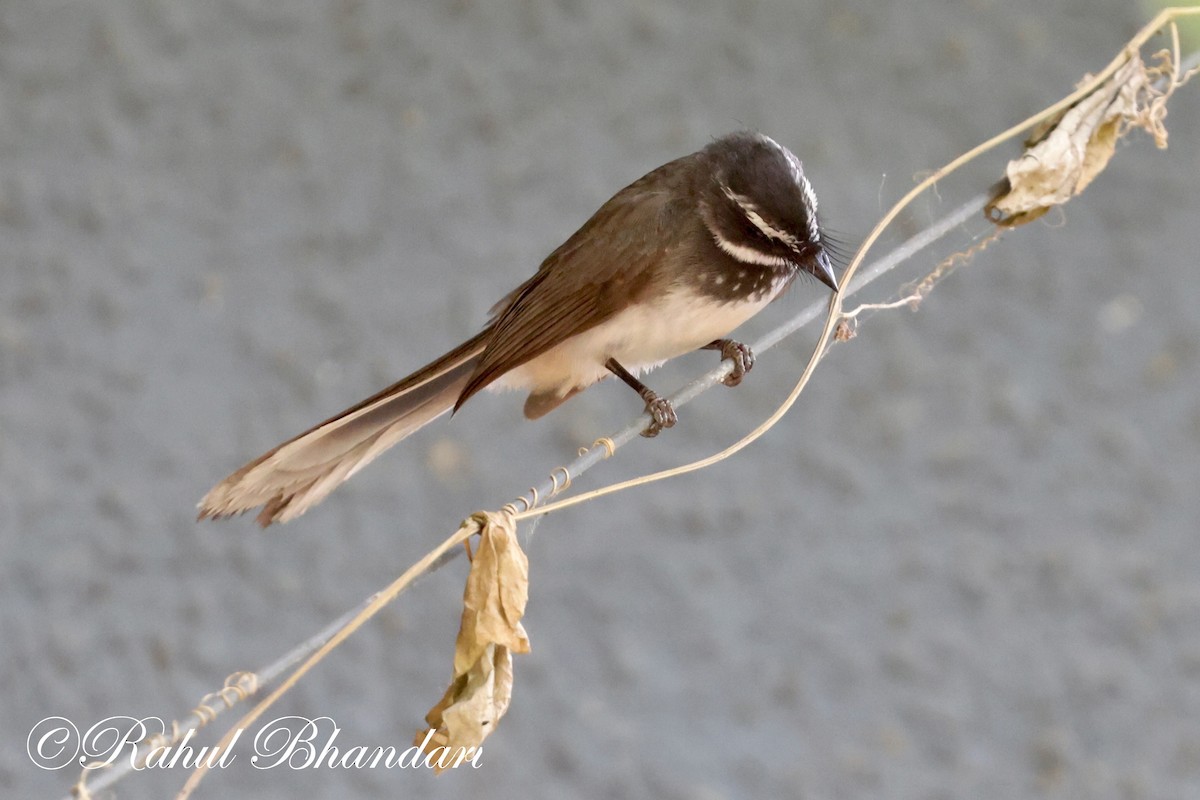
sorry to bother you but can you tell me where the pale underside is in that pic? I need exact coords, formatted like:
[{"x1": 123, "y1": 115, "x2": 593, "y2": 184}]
[{"x1": 488, "y1": 278, "x2": 789, "y2": 398}]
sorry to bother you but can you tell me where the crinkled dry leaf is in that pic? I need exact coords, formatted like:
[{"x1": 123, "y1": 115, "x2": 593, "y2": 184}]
[
  {"x1": 988, "y1": 43, "x2": 1194, "y2": 227},
  {"x1": 990, "y1": 56, "x2": 1150, "y2": 225},
  {"x1": 455, "y1": 511, "x2": 530, "y2": 674},
  {"x1": 417, "y1": 641, "x2": 514, "y2": 772},
  {"x1": 417, "y1": 511, "x2": 528, "y2": 771}
]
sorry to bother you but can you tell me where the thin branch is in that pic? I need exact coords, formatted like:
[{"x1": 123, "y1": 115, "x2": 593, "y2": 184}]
[
  {"x1": 172, "y1": 517, "x2": 482, "y2": 799},
  {"x1": 63, "y1": 605, "x2": 365, "y2": 799}
]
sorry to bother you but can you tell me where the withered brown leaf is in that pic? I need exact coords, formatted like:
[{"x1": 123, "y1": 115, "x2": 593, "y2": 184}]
[
  {"x1": 990, "y1": 56, "x2": 1151, "y2": 226},
  {"x1": 417, "y1": 511, "x2": 529, "y2": 771}
]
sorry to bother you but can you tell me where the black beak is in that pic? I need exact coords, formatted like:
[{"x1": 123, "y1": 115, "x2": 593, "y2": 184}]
[{"x1": 813, "y1": 250, "x2": 838, "y2": 292}]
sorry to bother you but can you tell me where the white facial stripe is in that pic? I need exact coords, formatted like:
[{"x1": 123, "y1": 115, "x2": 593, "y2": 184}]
[
  {"x1": 711, "y1": 230, "x2": 790, "y2": 268},
  {"x1": 758, "y1": 134, "x2": 821, "y2": 244},
  {"x1": 722, "y1": 186, "x2": 802, "y2": 249}
]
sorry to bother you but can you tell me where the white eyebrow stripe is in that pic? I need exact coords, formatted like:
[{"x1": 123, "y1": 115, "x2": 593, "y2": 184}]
[
  {"x1": 722, "y1": 186, "x2": 802, "y2": 249},
  {"x1": 710, "y1": 229, "x2": 791, "y2": 268}
]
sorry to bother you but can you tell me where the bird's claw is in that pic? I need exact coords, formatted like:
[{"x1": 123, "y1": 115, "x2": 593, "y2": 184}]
[
  {"x1": 640, "y1": 394, "x2": 677, "y2": 438},
  {"x1": 717, "y1": 340, "x2": 755, "y2": 387}
]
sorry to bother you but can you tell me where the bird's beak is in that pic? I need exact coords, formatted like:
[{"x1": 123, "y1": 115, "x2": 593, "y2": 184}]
[{"x1": 813, "y1": 250, "x2": 838, "y2": 292}]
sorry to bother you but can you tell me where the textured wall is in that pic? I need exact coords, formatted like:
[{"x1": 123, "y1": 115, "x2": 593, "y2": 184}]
[{"x1": 6, "y1": 2, "x2": 1200, "y2": 798}]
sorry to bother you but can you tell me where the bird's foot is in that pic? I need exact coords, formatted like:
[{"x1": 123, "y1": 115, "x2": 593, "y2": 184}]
[
  {"x1": 705, "y1": 338, "x2": 755, "y2": 387},
  {"x1": 640, "y1": 392, "x2": 677, "y2": 438}
]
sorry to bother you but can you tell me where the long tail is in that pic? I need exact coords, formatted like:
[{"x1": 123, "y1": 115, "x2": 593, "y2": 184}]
[{"x1": 198, "y1": 330, "x2": 489, "y2": 527}]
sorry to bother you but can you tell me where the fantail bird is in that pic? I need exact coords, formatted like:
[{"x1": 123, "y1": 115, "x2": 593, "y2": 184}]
[{"x1": 199, "y1": 131, "x2": 838, "y2": 526}]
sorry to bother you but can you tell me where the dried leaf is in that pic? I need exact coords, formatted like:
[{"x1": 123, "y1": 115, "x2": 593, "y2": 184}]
[
  {"x1": 455, "y1": 511, "x2": 530, "y2": 675},
  {"x1": 989, "y1": 55, "x2": 1156, "y2": 225},
  {"x1": 417, "y1": 511, "x2": 528, "y2": 771}
]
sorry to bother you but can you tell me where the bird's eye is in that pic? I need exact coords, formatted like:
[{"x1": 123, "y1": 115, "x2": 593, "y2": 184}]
[
  {"x1": 732, "y1": 210, "x2": 777, "y2": 247},
  {"x1": 744, "y1": 219, "x2": 774, "y2": 245}
]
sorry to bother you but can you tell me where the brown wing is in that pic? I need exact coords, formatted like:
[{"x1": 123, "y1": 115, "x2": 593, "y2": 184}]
[{"x1": 455, "y1": 155, "x2": 697, "y2": 408}]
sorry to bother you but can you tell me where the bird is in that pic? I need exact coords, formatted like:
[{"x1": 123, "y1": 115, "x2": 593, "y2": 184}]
[{"x1": 199, "y1": 131, "x2": 838, "y2": 526}]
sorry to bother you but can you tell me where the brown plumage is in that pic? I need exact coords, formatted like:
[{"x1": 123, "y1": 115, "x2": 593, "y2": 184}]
[{"x1": 198, "y1": 132, "x2": 836, "y2": 526}]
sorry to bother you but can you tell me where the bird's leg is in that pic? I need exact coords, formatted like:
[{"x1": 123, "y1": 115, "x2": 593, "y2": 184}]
[
  {"x1": 702, "y1": 339, "x2": 755, "y2": 387},
  {"x1": 604, "y1": 358, "x2": 677, "y2": 438}
]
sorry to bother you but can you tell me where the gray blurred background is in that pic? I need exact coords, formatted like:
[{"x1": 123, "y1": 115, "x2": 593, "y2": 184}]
[{"x1": 5, "y1": 2, "x2": 1200, "y2": 798}]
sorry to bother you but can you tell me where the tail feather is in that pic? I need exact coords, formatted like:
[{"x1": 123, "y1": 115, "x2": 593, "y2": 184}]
[{"x1": 199, "y1": 331, "x2": 488, "y2": 526}]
